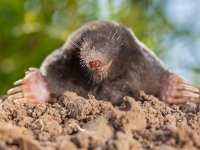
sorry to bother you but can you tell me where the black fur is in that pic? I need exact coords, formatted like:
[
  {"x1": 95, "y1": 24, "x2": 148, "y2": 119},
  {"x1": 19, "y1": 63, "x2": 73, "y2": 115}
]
[{"x1": 40, "y1": 21, "x2": 166, "y2": 104}]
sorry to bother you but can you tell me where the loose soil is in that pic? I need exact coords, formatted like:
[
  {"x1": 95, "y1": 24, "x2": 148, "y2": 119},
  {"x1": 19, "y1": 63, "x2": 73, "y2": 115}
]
[{"x1": 0, "y1": 91, "x2": 200, "y2": 150}]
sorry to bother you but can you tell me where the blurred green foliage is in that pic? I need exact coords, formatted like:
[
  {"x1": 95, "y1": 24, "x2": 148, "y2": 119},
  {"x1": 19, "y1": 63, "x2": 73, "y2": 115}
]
[{"x1": 0, "y1": 0, "x2": 199, "y2": 95}]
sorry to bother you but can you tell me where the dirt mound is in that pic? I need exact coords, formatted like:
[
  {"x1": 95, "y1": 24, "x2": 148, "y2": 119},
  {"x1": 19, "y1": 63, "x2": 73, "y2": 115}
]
[{"x1": 0, "y1": 91, "x2": 200, "y2": 150}]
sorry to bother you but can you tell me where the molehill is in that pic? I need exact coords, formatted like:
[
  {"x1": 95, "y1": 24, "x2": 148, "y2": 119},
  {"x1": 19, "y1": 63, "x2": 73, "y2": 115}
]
[{"x1": 0, "y1": 91, "x2": 200, "y2": 150}]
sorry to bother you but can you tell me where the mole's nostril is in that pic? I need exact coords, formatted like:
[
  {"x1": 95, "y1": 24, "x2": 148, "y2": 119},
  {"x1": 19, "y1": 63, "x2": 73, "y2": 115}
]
[{"x1": 89, "y1": 60, "x2": 102, "y2": 69}]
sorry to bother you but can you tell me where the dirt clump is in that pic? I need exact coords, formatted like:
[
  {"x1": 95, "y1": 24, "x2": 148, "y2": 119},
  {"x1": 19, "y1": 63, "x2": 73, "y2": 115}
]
[{"x1": 0, "y1": 91, "x2": 200, "y2": 149}]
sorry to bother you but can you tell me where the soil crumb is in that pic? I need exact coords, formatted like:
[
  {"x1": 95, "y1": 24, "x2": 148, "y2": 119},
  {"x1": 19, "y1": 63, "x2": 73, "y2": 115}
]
[{"x1": 0, "y1": 91, "x2": 200, "y2": 150}]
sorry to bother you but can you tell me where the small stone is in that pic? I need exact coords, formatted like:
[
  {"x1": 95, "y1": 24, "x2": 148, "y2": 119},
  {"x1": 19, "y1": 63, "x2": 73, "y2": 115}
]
[{"x1": 181, "y1": 102, "x2": 197, "y2": 114}]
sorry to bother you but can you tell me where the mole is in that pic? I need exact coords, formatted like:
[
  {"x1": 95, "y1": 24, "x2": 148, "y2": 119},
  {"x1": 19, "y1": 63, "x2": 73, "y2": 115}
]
[{"x1": 7, "y1": 21, "x2": 200, "y2": 105}]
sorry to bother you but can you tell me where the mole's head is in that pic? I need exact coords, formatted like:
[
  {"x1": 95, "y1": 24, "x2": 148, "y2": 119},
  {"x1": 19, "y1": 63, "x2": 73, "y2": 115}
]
[
  {"x1": 75, "y1": 21, "x2": 133, "y2": 83},
  {"x1": 80, "y1": 40, "x2": 114, "y2": 83}
]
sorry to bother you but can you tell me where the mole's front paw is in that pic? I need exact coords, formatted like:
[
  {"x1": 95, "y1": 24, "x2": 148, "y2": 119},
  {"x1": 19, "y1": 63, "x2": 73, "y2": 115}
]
[
  {"x1": 7, "y1": 68, "x2": 52, "y2": 105},
  {"x1": 159, "y1": 71, "x2": 199, "y2": 104}
]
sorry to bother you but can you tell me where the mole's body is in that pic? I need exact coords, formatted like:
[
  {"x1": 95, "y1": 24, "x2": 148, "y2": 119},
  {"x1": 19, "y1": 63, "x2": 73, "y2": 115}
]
[{"x1": 7, "y1": 21, "x2": 199, "y2": 105}]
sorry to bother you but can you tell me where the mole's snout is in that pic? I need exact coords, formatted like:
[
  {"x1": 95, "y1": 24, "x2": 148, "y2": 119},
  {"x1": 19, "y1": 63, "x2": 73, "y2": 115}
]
[{"x1": 89, "y1": 60, "x2": 102, "y2": 70}]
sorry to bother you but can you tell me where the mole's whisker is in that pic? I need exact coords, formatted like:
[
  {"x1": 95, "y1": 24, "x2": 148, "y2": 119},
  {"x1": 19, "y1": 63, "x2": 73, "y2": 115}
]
[
  {"x1": 116, "y1": 35, "x2": 121, "y2": 41},
  {"x1": 70, "y1": 40, "x2": 81, "y2": 49},
  {"x1": 111, "y1": 29, "x2": 118, "y2": 42}
]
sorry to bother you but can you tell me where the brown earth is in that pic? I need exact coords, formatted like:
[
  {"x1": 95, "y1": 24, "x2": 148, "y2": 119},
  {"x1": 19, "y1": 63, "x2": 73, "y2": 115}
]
[{"x1": 0, "y1": 91, "x2": 200, "y2": 150}]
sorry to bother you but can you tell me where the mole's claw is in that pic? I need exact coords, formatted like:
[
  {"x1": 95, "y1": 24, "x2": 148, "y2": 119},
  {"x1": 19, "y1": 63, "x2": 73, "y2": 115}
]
[
  {"x1": 159, "y1": 71, "x2": 200, "y2": 104},
  {"x1": 13, "y1": 79, "x2": 23, "y2": 86},
  {"x1": 28, "y1": 67, "x2": 38, "y2": 71},
  {"x1": 178, "y1": 85, "x2": 199, "y2": 93},
  {"x1": 7, "y1": 86, "x2": 23, "y2": 95},
  {"x1": 25, "y1": 67, "x2": 39, "y2": 74},
  {"x1": 13, "y1": 98, "x2": 28, "y2": 104},
  {"x1": 7, "y1": 69, "x2": 52, "y2": 105},
  {"x1": 181, "y1": 91, "x2": 199, "y2": 98},
  {"x1": 7, "y1": 92, "x2": 24, "y2": 100},
  {"x1": 179, "y1": 79, "x2": 193, "y2": 86}
]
